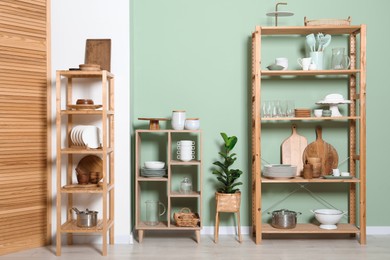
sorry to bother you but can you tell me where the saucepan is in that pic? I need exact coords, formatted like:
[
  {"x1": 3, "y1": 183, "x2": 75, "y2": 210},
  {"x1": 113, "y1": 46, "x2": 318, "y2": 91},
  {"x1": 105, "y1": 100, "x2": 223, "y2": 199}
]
[
  {"x1": 72, "y1": 207, "x2": 98, "y2": 228},
  {"x1": 268, "y1": 209, "x2": 301, "y2": 229}
]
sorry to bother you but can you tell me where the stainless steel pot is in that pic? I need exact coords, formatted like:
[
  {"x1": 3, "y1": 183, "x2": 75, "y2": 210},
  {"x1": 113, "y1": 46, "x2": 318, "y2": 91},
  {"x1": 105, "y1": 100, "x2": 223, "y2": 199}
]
[
  {"x1": 269, "y1": 209, "x2": 301, "y2": 229},
  {"x1": 72, "y1": 208, "x2": 98, "y2": 228}
]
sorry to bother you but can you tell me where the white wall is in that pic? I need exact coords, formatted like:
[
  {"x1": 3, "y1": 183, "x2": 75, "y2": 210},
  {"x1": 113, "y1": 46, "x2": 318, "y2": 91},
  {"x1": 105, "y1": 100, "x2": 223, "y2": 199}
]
[{"x1": 51, "y1": 0, "x2": 131, "y2": 244}]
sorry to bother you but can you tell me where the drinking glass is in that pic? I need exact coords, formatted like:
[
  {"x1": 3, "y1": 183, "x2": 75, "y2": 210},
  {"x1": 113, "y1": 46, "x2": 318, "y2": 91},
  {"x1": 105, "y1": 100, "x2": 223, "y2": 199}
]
[
  {"x1": 262, "y1": 101, "x2": 271, "y2": 118},
  {"x1": 286, "y1": 100, "x2": 295, "y2": 117}
]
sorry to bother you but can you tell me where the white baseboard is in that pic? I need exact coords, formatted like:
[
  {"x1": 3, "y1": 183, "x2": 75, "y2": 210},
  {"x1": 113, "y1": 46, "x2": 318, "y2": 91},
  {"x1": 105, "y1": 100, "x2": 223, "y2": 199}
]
[{"x1": 58, "y1": 226, "x2": 390, "y2": 245}]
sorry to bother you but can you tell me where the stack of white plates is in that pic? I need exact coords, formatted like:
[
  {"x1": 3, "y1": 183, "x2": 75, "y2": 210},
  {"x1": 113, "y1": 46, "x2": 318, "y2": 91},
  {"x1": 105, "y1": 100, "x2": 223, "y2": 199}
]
[
  {"x1": 263, "y1": 164, "x2": 297, "y2": 179},
  {"x1": 71, "y1": 125, "x2": 102, "y2": 149},
  {"x1": 141, "y1": 168, "x2": 166, "y2": 178}
]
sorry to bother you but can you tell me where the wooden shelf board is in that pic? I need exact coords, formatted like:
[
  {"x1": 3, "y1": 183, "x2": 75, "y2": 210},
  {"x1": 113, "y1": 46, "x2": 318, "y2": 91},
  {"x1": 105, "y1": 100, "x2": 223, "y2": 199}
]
[
  {"x1": 260, "y1": 69, "x2": 359, "y2": 76},
  {"x1": 60, "y1": 147, "x2": 114, "y2": 154},
  {"x1": 262, "y1": 223, "x2": 360, "y2": 234},
  {"x1": 58, "y1": 70, "x2": 114, "y2": 79},
  {"x1": 60, "y1": 183, "x2": 113, "y2": 193},
  {"x1": 136, "y1": 221, "x2": 201, "y2": 230},
  {"x1": 61, "y1": 110, "x2": 114, "y2": 115},
  {"x1": 137, "y1": 176, "x2": 168, "y2": 182},
  {"x1": 262, "y1": 116, "x2": 359, "y2": 121},
  {"x1": 170, "y1": 160, "x2": 201, "y2": 165},
  {"x1": 170, "y1": 191, "x2": 200, "y2": 197},
  {"x1": 262, "y1": 176, "x2": 360, "y2": 183},
  {"x1": 259, "y1": 26, "x2": 362, "y2": 35},
  {"x1": 136, "y1": 129, "x2": 202, "y2": 133},
  {"x1": 60, "y1": 219, "x2": 114, "y2": 233}
]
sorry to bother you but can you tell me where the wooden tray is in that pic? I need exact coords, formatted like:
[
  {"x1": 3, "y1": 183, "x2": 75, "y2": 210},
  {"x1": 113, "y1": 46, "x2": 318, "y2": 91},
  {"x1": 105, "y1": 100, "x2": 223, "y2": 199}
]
[{"x1": 67, "y1": 104, "x2": 103, "y2": 110}]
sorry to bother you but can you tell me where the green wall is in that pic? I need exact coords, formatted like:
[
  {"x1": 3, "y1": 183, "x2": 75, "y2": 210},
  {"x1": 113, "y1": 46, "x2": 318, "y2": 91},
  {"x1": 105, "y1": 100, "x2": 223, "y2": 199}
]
[{"x1": 132, "y1": 0, "x2": 389, "y2": 227}]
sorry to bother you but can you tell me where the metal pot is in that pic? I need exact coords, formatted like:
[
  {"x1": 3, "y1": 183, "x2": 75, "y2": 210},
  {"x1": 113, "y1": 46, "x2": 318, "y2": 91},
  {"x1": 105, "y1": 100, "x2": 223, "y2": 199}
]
[
  {"x1": 72, "y1": 208, "x2": 98, "y2": 228},
  {"x1": 269, "y1": 209, "x2": 301, "y2": 229}
]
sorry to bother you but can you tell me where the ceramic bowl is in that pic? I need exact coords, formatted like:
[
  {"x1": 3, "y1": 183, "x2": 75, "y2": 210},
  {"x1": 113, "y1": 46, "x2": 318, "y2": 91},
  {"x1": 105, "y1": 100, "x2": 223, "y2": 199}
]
[
  {"x1": 266, "y1": 64, "x2": 285, "y2": 71},
  {"x1": 313, "y1": 109, "x2": 323, "y2": 117},
  {"x1": 184, "y1": 118, "x2": 200, "y2": 130},
  {"x1": 322, "y1": 109, "x2": 332, "y2": 117},
  {"x1": 144, "y1": 161, "x2": 165, "y2": 169},
  {"x1": 312, "y1": 209, "x2": 345, "y2": 230}
]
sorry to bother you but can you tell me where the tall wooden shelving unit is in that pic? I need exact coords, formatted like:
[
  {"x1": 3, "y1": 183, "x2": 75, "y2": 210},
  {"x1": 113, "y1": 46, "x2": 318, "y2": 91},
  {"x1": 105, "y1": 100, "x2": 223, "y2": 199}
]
[
  {"x1": 251, "y1": 25, "x2": 366, "y2": 244},
  {"x1": 55, "y1": 70, "x2": 115, "y2": 256},
  {"x1": 135, "y1": 129, "x2": 202, "y2": 243}
]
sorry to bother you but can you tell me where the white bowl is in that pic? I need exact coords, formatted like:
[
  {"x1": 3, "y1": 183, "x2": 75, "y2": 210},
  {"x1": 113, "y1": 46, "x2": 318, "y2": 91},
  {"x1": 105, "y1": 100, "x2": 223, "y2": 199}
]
[
  {"x1": 313, "y1": 109, "x2": 323, "y2": 117},
  {"x1": 312, "y1": 209, "x2": 345, "y2": 229},
  {"x1": 144, "y1": 161, "x2": 165, "y2": 169},
  {"x1": 184, "y1": 118, "x2": 200, "y2": 130}
]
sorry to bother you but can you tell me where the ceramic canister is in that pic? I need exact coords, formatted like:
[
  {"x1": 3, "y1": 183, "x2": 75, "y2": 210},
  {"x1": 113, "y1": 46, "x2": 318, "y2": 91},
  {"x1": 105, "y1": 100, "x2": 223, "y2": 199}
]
[{"x1": 171, "y1": 110, "x2": 186, "y2": 130}]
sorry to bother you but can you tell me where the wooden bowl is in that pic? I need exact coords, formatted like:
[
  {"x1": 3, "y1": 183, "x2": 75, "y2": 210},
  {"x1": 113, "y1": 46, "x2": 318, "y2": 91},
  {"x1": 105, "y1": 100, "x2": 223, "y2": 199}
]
[{"x1": 76, "y1": 99, "x2": 94, "y2": 105}]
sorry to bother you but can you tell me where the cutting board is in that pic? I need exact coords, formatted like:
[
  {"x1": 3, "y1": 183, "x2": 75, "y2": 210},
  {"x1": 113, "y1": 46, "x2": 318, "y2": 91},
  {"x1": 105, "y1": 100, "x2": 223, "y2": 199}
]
[
  {"x1": 281, "y1": 124, "x2": 308, "y2": 176},
  {"x1": 302, "y1": 126, "x2": 338, "y2": 175},
  {"x1": 85, "y1": 39, "x2": 111, "y2": 71}
]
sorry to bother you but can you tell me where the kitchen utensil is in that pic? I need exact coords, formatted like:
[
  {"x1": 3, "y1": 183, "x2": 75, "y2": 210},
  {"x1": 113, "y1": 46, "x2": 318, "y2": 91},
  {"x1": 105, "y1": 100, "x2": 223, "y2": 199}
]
[
  {"x1": 85, "y1": 39, "x2": 111, "y2": 71},
  {"x1": 145, "y1": 200, "x2": 166, "y2": 226},
  {"x1": 302, "y1": 126, "x2": 338, "y2": 175},
  {"x1": 311, "y1": 209, "x2": 345, "y2": 230},
  {"x1": 281, "y1": 124, "x2": 308, "y2": 176},
  {"x1": 171, "y1": 110, "x2": 186, "y2": 130},
  {"x1": 319, "y1": 34, "x2": 332, "y2": 51},
  {"x1": 72, "y1": 208, "x2": 98, "y2": 228},
  {"x1": 269, "y1": 209, "x2": 301, "y2": 229},
  {"x1": 306, "y1": 33, "x2": 316, "y2": 52},
  {"x1": 262, "y1": 164, "x2": 297, "y2": 179},
  {"x1": 316, "y1": 33, "x2": 323, "y2": 51}
]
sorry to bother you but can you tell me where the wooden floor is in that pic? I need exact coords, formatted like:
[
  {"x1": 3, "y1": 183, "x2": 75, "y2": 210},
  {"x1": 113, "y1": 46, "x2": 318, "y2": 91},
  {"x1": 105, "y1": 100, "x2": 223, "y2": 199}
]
[{"x1": 4, "y1": 234, "x2": 390, "y2": 259}]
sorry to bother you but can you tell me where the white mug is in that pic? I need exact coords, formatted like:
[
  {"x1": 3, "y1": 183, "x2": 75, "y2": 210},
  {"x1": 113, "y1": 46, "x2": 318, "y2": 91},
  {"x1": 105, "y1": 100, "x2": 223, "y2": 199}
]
[
  {"x1": 297, "y1": 57, "x2": 312, "y2": 71},
  {"x1": 177, "y1": 140, "x2": 195, "y2": 146},
  {"x1": 177, "y1": 154, "x2": 195, "y2": 162},
  {"x1": 275, "y1": 57, "x2": 288, "y2": 70},
  {"x1": 332, "y1": 168, "x2": 340, "y2": 177},
  {"x1": 177, "y1": 150, "x2": 195, "y2": 154}
]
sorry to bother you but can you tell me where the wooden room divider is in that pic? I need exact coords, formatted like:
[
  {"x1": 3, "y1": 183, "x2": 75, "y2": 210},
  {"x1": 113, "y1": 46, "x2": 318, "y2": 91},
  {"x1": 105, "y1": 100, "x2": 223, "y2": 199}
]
[{"x1": 0, "y1": 0, "x2": 51, "y2": 255}]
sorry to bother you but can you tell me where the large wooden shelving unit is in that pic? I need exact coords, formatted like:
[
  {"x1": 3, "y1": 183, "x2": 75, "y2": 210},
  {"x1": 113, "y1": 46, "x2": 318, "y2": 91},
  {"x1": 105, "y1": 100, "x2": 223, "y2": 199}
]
[
  {"x1": 135, "y1": 129, "x2": 202, "y2": 243},
  {"x1": 251, "y1": 25, "x2": 366, "y2": 244},
  {"x1": 55, "y1": 70, "x2": 115, "y2": 256}
]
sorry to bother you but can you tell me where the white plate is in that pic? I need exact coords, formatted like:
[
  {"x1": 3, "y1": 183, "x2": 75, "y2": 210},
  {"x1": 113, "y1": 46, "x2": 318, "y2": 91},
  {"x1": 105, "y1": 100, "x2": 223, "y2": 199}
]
[
  {"x1": 71, "y1": 125, "x2": 84, "y2": 146},
  {"x1": 82, "y1": 126, "x2": 100, "y2": 149},
  {"x1": 76, "y1": 126, "x2": 85, "y2": 146}
]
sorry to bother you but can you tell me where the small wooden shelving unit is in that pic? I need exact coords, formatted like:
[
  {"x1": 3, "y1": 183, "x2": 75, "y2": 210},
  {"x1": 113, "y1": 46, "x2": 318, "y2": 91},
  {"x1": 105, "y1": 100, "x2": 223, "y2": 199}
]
[
  {"x1": 135, "y1": 129, "x2": 202, "y2": 243},
  {"x1": 251, "y1": 25, "x2": 366, "y2": 244},
  {"x1": 55, "y1": 70, "x2": 115, "y2": 256}
]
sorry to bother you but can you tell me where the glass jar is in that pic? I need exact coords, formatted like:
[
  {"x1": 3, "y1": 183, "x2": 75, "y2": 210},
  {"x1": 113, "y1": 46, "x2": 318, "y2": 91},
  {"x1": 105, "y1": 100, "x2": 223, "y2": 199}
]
[{"x1": 180, "y1": 177, "x2": 192, "y2": 194}]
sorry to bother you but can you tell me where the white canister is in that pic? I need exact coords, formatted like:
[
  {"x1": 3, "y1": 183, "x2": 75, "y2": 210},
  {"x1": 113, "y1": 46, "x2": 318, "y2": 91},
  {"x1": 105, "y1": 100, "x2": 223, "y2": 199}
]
[{"x1": 171, "y1": 110, "x2": 186, "y2": 130}]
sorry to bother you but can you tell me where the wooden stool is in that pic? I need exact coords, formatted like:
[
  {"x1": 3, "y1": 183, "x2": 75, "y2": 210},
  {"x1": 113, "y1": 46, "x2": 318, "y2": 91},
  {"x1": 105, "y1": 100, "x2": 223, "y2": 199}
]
[{"x1": 214, "y1": 192, "x2": 242, "y2": 243}]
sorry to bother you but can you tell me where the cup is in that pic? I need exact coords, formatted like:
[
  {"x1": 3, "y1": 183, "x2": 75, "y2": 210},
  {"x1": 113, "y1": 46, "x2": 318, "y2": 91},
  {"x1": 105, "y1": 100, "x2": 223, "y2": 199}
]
[
  {"x1": 177, "y1": 154, "x2": 195, "y2": 162},
  {"x1": 297, "y1": 57, "x2": 312, "y2": 71},
  {"x1": 261, "y1": 101, "x2": 272, "y2": 118},
  {"x1": 275, "y1": 57, "x2": 288, "y2": 70},
  {"x1": 313, "y1": 109, "x2": 323, "y2": 117},
  {"x1": 303, "y1": 164, "x2": 313, "y2": 179},
  {"x1": 310, "y1": 51, "x2": 324, "y2": 70},
  {"x1": 331, "y1": 48, "x2": 351, "y2": 70},
  {"x1": 178, "y1": 140, "x2": 195, "y2": 146},
  {"x1": 171, "y1": 110, "x2": 186, "y2": 130},
  {"x1": 332, "y1": 168, "x2": 341, "y2": 177},
  {"x1": 286, "y1": 100, "x2": 295, "y2": 117}
]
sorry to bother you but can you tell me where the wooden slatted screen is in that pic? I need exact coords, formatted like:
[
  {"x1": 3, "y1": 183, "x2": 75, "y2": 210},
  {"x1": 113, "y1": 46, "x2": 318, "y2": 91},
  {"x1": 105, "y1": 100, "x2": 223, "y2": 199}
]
[{"x1": 0, "y1": 0, "x2": 51, "y2": 255}]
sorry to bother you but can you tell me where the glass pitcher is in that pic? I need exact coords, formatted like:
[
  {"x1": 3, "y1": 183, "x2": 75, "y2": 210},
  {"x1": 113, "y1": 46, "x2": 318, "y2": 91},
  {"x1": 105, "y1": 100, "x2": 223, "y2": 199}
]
[
  {"x1": 331, "y1": 48, "x2": 350, "y2": 70},
  {"x1": 145, "y1": 200, "x2": 166, "y2": 226}
]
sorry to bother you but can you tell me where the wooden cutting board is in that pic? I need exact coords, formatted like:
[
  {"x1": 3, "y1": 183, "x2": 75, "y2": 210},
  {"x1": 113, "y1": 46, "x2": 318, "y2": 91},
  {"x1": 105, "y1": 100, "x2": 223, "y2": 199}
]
[
  {"x1": 281, "y1": 124, "x2": 308, "y2": 176},
  {"x1": 302, "y1": 126, "x2": 338, "y2": 176},
  {"x1": 85, "y1": 39, "x2": 111, "y2": 71}
]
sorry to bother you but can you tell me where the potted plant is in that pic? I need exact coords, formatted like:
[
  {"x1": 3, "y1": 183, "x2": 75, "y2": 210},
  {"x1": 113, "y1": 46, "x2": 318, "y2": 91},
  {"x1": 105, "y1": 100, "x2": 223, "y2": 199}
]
[{"x1": 212, "y1": 132, "x2": 243, "y2": 210}]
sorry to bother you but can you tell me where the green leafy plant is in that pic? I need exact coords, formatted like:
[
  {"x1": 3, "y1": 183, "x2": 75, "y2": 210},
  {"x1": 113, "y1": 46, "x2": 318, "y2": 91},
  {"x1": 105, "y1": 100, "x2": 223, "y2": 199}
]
[{"x1": 212, "y1": 133, "x2": 243, "y2": 193}]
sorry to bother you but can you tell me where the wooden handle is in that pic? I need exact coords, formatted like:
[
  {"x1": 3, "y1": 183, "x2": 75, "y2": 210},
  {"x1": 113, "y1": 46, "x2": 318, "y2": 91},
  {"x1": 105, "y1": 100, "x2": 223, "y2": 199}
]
[
  {"x1": 316, "y1": 126, "x2": 322, "y2": 140},
  {"x1": 291, "y1": 124, "x2": 297, "y2": 135}
]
